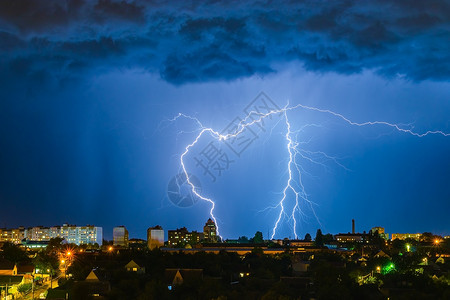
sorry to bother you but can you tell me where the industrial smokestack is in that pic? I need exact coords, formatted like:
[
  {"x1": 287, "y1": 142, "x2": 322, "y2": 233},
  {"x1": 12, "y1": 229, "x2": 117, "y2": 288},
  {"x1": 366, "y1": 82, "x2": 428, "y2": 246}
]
[{"x1": 352, "y1": 219, "x2": 355, "y2": 234}]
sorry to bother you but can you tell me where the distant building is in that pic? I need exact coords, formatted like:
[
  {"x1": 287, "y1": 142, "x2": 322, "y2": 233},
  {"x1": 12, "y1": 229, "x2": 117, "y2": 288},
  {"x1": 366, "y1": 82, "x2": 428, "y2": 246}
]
[
  {"x1": 0, "y1": 224, "x2": 102, "y2": 246},
  {"x1": 0, "y1": 227, "x2": 25, "y2": 244},
  {"x1": 203, "y1": 219, "x2": 217, "y2": 243},
  {"x1": 21, "y1": 240, "x2": 49, "y2": 250},
  {"x1": 53, "y1": 224, "x2": 102, "y2": 245},
  {"x1": 129, "y1": 239, "x2": 147, "y2": 250},
  {"x1": 147, "y1": 226, "x2": 164, "y2": 250},
  {"x1": 113, "y1": 226, "x2": 129, "y2": 247},
  {"x1": 282, "y1": 239, "x2": 314, "y2": 247},
  {"x1": 335, "y1": 233, "x2": 369, "y2": 243},
  {"x1": 168, "y1": 227, "x2": 203, "y2": 247},
  {"x1": 370, "y1": 227, "x2": 389, "y2": 240},
  {"x1": 26, "y1": 226, "x2": 50, "y2": 241},
  {"x1": 335, "y1": 219, "x2": 369, "y2": 243},
  {"x1": 391, "y1": 233, "x2": 421, "y2": 241}
]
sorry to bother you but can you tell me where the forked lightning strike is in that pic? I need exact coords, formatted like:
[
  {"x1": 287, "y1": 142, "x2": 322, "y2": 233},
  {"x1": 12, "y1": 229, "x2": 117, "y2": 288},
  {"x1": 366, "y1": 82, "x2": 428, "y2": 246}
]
[{"x1": 172, "y1": 102, "x2": 449, "y2": 240}]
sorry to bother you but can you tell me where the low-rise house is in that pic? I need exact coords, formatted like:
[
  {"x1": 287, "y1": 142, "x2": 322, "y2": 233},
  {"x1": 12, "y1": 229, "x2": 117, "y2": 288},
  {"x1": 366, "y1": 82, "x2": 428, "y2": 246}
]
[
  {"x1": 373, "y1": 250, "x2": 390, "y2": 259},
  {"x1": 435, "y1": 256, "x2": 445, "y2": 264},
  {"x1": 124, "y1": 260, "x2": 145, "y2": 274},
  {"x1": 80, "y1": 268, "x2": 111, "y2": 298},
  {"x1": 0, "y1": 275, "x2": 25, "y2": 298},
  {"x1": 16, "y1": 264, "x2": 35, "y2": 283},
  {"x1": 0, "y1": 260, "x2": 17, "y2": 276},
  {"x1": 164, "y1": 269, "x2": 203, "y2": 290}
]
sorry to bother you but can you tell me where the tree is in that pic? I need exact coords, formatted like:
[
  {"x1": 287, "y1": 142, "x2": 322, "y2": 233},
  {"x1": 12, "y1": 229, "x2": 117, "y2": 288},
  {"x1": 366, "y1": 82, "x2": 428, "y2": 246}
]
[
  {"x1": 17, "y1": 283, "x2": 32, "y2": 294},
  {"x1": 304, "y1": 233, "x2": 312, "y2": 241},
  {"x1": 34, "y1": 252, "x2": 59, "y2": 276},
  {"x1": 315, "y1": 229, "x2": 323, "y2": 247},
  {"x1": 1, "y1": 242, "x2": 30, "y2": 263},
  {"x1": 46, "y1": 237, "x2": 64, "y2": 254},
  {"x1": 323, "y1": 233, "x2": 334, "y2": 244},
  {"x1": 369, "y1": 230, "x2": 384, "y2": 249},
  {"x1": 252, "y1": 231, "x2": 264, "y2": 244},
  {"x1": 238, "y1": 236, "x2": 249, "y2": 243},
  {"x1": 420, "y1": 232, "x2": 434, "y2": 243}
]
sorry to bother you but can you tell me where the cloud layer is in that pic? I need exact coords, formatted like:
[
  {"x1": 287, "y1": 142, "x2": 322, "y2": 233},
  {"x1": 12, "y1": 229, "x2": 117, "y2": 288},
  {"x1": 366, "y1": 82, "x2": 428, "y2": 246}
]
[{"x1": 0, "y1": 0, "x2": 449, "y2": 85}]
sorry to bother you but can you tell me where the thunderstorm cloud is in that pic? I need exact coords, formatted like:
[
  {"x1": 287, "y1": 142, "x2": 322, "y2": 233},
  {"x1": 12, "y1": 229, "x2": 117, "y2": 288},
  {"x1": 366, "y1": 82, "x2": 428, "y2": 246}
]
[{"x1": 0, "y1": 0, "x2": 449, "y2": 86}]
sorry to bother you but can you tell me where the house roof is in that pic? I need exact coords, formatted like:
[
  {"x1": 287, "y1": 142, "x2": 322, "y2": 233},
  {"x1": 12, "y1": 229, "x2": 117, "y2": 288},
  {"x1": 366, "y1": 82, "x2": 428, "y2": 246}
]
[
  {"x1": 85, "y1": 268, "x2": 108, "y2": 282},
  {"x1": 374, "y1": 250, "x2": 390, "y2": 258},
  {"x1": 125, "y1": 260, "x2": 143, "y2": 269},
  {"x1": 164, "y1": 269, "x2": 203, "y2": 285},
  {"x1": 0, "y1": 275, "x2": 24, "y2": 285},
  {"x1": 17, "y1": 264, "x2": 34, "y2": 274},
  {"x1": 0, "y1": 259, "x2": 15, "y2": 271},
  {"x1": 86, "y1": 269, "x2": 100, "y2": 281}
]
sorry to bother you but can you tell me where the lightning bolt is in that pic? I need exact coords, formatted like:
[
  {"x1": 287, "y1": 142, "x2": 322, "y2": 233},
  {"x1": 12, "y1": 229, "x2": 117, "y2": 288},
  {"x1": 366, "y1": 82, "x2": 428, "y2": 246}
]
[{"x1": 172, "y1": 102, "x2": 449, "y2": 240}]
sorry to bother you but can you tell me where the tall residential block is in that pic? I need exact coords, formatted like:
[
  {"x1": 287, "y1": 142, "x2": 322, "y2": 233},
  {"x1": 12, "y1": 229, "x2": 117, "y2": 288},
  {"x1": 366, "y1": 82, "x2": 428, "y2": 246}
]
[
  {"x1": 113, "y1": 226, "x2": 129, "y2": 247},
  {"x1": 203, "y1": 218, "x2": 217, "y2": 243},
  {"x1": 1, "y1": 225, "x2": 102, "y2": 245},
  {"x1": 147, "y1": 225, "x2": 164, "y2": 249}
]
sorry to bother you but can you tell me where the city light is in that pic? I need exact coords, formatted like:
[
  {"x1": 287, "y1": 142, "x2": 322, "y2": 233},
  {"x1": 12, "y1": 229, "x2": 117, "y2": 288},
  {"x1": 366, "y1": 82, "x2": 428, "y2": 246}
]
[
  {"x1": 382, "y1": 263, "x2": 395, "y2": 274},
  {"x1": 406, "y1": 244, "x2": 410, "y2": 252}
]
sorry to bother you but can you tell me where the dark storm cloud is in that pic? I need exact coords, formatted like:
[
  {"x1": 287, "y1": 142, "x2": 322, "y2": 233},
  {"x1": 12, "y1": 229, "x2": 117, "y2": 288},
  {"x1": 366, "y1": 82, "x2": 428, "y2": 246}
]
[{"x1": 0, "y1": 0, "x2": 449, "y2": 85}]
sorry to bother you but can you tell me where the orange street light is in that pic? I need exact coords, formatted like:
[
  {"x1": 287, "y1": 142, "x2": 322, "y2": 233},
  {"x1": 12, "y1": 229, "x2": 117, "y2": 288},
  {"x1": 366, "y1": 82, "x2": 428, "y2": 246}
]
[
  {"x1": 108, "y1": 246, "x2": 113, "y2": 252},
  {"x1": 61, "y1": 259, "x2": 65, "y2": 264},
  {"x1": 67, "y1": 251, "x2": 72, "y2": 256}
]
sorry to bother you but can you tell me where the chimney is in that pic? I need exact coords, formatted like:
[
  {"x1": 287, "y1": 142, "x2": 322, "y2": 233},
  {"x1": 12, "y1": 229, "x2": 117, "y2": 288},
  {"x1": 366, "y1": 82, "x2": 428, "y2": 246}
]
[{"x1": 352, "y1": 219, "x2": 355, "y2": 234}]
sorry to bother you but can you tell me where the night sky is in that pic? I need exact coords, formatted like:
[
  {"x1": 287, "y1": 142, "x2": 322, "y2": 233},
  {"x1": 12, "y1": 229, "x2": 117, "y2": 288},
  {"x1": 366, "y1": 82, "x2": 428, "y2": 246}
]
[{"x1": 1, "y1": 0, "x2": 449, "y2": 240}]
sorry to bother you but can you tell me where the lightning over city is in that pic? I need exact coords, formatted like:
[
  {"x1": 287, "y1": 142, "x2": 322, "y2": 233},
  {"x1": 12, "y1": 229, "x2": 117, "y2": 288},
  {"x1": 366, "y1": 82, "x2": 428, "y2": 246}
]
[
  {"x1": 174, "y1": 101, "x2": 450, "y2": 240},
  {"x1": 2, "y1": 1, "x2": 450, "y2": 297}
]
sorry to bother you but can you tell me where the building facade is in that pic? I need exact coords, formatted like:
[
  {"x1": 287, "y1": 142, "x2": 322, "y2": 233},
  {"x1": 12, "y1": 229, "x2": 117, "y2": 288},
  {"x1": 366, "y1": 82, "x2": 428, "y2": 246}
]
[
  {"x1": 147, "y1": 226, "x2": 164, "y2": 250},
  {"x1": 0, "y1": 225, "x2": 102, "y2": 245},
  {"x1": 391, "y1": 233, "x2": 421, "y2": 241},
  {"x1": 370, "y1": 227, "x2": 389, "y2": 240},
  {"x1": 168, "y1": 227, "x2": 203, "y2": 247},
  {"x1": 203, "y1": 219, "x2": 217, "y2": 243},
  {"x1": 335, "y1": 233, "x2": 369, "y2": 243},
  {"x1": 113, "y1": 226, "x2": 129, "y2": 247},
  {"x1": 0, "y1": 227, "x2": 25, "y2": 244}
]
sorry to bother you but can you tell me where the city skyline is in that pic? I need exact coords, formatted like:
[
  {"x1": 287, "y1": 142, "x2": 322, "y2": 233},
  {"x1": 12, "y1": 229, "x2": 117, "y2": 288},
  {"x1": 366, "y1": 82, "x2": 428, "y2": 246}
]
[{"x1": 1, "y1": 219, "x2": 448, "y2": 242}]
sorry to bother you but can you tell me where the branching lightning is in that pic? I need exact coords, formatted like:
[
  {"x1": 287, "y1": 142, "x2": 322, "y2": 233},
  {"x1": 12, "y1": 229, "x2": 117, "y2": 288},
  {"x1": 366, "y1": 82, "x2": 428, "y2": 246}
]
[{"x1": 171, "y1": 102, "x2": 449, "y2": 240}]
